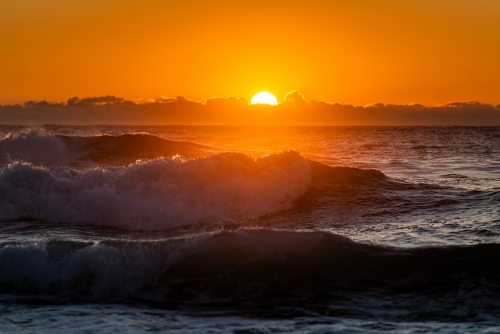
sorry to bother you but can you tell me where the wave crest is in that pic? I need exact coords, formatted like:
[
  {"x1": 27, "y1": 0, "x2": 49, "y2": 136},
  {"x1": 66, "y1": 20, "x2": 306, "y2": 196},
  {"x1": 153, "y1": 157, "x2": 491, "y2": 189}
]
[
  {"x1": 0, "y1": 128, "x2": 73, "y2": 166},
  {"x1": 0, "y1": 151, "x2": 311, "y2": 229},
  {"x1": 0, "y1": 129, "x2": 215, "y2": 167},
  {"x1": 1, "y1": 229, "x2": 499, "y2": 320}
]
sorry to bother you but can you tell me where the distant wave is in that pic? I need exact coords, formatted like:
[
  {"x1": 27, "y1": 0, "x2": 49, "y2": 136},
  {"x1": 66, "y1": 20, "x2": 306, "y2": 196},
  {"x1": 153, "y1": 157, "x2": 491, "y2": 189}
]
[
  {"x1": 0, "y1": 151, "x2": 311, "y2": 229},
  {"x1": 0, "y1": 128, "x2": 72, "y2": 166},
  {"x1": 0, "y1": 128, "x2": 216, "y2": 167},
  {"x1": 1, "y1": 229, "x2": 499, "y2": 320}
]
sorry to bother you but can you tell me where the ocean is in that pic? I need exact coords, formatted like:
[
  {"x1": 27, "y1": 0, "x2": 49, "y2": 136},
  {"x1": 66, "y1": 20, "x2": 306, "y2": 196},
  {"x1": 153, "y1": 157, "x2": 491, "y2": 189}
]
[{"x1": 0, "y1": 125, "x2": 499, "y2": 333}]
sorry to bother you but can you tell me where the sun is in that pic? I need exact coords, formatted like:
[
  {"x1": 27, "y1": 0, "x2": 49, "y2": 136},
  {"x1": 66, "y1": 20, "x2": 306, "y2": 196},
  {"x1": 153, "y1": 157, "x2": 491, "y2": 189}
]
[{"x1": 250, "y1": 92, "x2": 278, "y2": 106}]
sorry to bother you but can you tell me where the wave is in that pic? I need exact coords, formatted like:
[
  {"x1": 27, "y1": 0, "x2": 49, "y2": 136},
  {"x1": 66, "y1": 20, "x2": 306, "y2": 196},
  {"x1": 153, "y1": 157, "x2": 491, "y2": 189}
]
[
  {"x1": 0, "y1": 128, "x2": 72, "y2": 166},
  {"x1": 0, "y1": 128, "x2": 216, "y2": 167},
  {"x1": 275, "y1": 161, "x2": 500, "y2": 230},
  {"x1": 1, "y1": 229, "x2": 499, "y2": 319},
  {"x1": 0, "y1": 151, "x2": 311, "y2": 230},
  {"x1": 2, "y1": 129, "x2": 498, "y2": 232}
]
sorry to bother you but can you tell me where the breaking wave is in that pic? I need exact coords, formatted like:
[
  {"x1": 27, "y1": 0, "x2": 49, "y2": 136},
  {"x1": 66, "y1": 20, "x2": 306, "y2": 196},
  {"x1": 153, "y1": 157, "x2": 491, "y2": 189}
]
[
  {"x1": 0, "y1": 151, "x2": 311, "y2": 229},
  {"x1": 1, "y1": 229, "x2": 499, "y2": 320},
  {"x1": 0, "y1": 128, "x2": 215, "y2": 167}
]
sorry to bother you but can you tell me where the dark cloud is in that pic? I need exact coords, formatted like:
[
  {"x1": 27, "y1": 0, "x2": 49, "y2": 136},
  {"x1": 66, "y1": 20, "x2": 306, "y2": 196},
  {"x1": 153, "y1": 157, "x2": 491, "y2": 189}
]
[
  {"x1": 24, "y1": 100, "x2": 65, "y2": 107},
  {"x1": 67, "y1": 96, "x2": 125, "y2": 105},
  {"x1": 0, "y1": 92, "x2": 499, "y2": 125},
  {"x1": 443, "y1": 101, "x2": 495, "y2": 109},
  {"x1": 155, "y1": 96, "x2": 191, "y2": 104},
  {"x1": 204, "y1": 96, "x2": 248, "y2": 109}
]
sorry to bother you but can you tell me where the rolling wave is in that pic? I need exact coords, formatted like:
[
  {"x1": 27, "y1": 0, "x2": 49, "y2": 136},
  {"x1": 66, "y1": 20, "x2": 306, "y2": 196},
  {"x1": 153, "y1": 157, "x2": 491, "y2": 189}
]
[
  {"x1": 1, "y1": 229, "x2": 499, "y2": 320},
  {"x1": 0, "y1": 128, "x2": 216, "y2": 167},
  {"x1": 0, "y1": 150, "x2": 311, "y2": 229}
]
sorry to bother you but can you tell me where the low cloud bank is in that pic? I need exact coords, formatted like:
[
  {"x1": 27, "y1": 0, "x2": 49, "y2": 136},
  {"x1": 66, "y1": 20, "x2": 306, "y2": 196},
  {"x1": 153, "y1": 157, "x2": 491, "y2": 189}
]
[{"x1": 1, "y1": 91, "x2": 499, "y2": 125}]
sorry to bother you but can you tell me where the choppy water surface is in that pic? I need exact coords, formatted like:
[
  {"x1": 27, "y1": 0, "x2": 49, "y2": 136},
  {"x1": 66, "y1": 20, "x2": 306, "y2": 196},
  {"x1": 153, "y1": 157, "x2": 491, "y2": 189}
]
[{"x1": 1, "y1": 126, "x2": 499, "y2": 333}]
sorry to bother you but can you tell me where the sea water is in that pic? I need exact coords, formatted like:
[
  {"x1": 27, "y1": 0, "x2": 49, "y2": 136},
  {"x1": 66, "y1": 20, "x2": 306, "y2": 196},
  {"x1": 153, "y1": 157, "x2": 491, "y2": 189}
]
[{"x1": 1, "y1": 126, "x2": 499, "y2": 333}]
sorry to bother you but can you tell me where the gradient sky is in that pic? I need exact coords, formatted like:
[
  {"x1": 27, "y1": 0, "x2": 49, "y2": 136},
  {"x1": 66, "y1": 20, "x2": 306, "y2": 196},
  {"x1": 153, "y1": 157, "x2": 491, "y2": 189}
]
[{"x1": 1, "y1": 0, "x2": 500, "y2": 105}]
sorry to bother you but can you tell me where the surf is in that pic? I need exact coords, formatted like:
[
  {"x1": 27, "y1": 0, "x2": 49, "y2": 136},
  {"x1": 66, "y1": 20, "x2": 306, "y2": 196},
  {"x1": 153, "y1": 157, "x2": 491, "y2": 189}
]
[{"x1": 0, "y1": 150, "x2": 311, "y2": 230}]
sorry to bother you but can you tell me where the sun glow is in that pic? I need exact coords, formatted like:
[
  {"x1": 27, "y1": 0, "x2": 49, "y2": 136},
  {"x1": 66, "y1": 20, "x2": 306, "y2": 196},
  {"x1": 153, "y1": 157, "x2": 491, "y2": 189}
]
[{"x1": 250, "y1": 92, "x2": 278, "y2": 106}]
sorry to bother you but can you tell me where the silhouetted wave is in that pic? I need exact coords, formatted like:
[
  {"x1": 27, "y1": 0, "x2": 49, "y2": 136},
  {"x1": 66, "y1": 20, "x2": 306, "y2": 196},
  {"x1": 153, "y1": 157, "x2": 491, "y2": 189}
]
[
  {"x1": 60, "y1": 133, "x2": 217, "y2": 164},
  {"x1": 1, "y1": 229, "x2": 499, "y2": 320},
  {"x1": 0, "y1": 129, "x2": 217, "y2": 166}
]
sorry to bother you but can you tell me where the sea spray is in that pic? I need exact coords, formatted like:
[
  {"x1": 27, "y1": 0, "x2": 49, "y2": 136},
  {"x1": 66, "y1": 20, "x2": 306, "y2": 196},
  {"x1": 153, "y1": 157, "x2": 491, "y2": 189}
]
[{"x1": 0, "y1": 151, "x2": 311, "y2": 229}]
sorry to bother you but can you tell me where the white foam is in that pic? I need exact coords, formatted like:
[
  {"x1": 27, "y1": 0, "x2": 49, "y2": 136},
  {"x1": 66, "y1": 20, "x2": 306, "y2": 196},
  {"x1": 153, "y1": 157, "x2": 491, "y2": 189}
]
[{"x1": 0, "y1": 151, "x2": 311, "y2": 230}]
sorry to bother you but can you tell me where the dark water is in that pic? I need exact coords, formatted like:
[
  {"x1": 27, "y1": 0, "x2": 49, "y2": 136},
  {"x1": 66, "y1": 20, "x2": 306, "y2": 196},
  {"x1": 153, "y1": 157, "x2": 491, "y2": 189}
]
[{"x1": 1, "y1": 126, "x2": 499, "y2": 333}]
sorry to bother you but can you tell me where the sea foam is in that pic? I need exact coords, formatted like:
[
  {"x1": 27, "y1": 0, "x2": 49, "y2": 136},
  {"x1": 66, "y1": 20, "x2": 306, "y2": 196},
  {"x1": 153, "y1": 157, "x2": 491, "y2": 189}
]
[{"x1": 0, "y1": 151, "x2": 311, "y2": 229}]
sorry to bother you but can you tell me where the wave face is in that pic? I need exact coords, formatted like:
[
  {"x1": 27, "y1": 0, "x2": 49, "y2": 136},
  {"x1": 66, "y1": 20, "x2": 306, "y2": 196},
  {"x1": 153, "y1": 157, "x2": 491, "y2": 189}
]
[
  {"x1": 0, "y1": 128, "x2": 215, "y2": 167},
  {"x1": 1, "y1": 229, "x2": 499, "y2": 320},
  {"x1": 0, "y1": 129, "x2": 72, "y2": 166},
  {"x1": 0, "y1": 151, "x2": 311, "y2": 229}
]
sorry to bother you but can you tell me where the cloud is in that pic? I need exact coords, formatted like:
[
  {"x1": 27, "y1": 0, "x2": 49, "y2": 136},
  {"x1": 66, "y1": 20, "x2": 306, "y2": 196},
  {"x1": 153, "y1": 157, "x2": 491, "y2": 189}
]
[
  {"x1": 283, "y1": 90, "x2": 309, "y2": 104},
  {"x1": 155, "y1": 96, "x2": 193, "y2": 104},
  {"x1": 204, "y1": 96, "x2": 248, "y2": 109},
  {"x1": 442, "y1": 101, "x2": 496, "y2": 109},
  {"x1": 0, "y1": 92, "x2": 499, "y2": 125},
  {"x1": 24, "y1": 100, "x2": 65, "y2": 107},
  {"x1": 66, "y1": 96, "x2": 126, "y2": 106}
]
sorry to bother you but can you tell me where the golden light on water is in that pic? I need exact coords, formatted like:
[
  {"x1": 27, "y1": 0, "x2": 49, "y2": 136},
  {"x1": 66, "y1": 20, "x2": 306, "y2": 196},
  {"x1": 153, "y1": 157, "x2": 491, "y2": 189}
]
[{"x1": 250, "y1": 92, "x2": 278, "y2": 106}]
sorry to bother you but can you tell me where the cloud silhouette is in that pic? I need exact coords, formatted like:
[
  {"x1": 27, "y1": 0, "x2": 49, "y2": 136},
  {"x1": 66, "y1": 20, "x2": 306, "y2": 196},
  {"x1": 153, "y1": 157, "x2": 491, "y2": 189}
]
[
  {"x1": 0, "y1": 91, "x2": 499, "y2": 125},
  {"x1": 67, "y1": 96, "x2": 125, "y2": 105},
  {"x1": 24, "y1": 100, "x2": 65, "y2": 107},
  {"x1": 204, "y1": 96, "x2": 248, "y2": 109},
  {"x1": 283, "y1": 90, "x2": 309, "y2": 104}
]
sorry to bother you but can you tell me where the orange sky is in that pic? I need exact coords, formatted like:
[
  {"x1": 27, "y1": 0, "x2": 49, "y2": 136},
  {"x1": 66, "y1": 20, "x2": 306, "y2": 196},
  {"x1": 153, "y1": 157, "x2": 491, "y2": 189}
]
[{"x1": 1, "y1": 0, "x2": 500, "y2": 106}]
